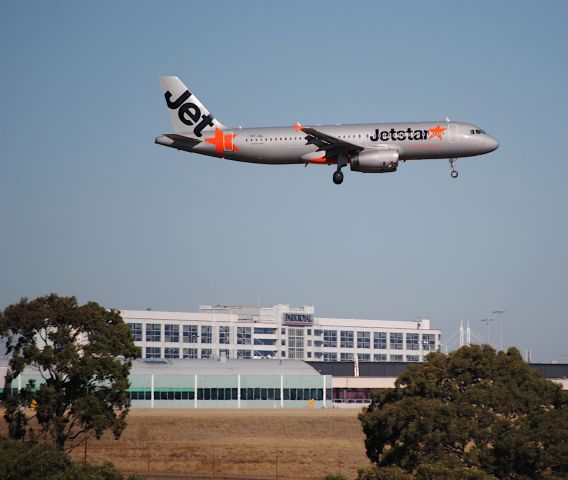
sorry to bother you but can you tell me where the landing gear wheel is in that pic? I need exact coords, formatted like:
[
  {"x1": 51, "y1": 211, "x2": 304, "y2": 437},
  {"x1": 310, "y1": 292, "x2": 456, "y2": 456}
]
[
  {"x1": 333, "y1": 171, "x2": 344, "y2": 185},
  {"x1": 449, "y1": 158, "x2": 458, "y2": 179}
]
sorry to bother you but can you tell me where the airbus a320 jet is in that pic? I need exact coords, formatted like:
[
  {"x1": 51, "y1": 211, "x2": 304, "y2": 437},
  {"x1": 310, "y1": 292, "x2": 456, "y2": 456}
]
[{"x1": 155, "y1": 76, "x2": 499, "y2": 185}]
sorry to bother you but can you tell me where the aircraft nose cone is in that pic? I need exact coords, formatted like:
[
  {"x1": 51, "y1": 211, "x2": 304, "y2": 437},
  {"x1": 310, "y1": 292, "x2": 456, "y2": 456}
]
[{"x1": 485, "y1": 135, "x2": 499, "y2": 152}]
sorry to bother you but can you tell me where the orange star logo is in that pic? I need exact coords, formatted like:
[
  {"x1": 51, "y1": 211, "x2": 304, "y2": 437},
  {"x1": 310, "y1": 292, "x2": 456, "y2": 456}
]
[
  {"x1": 428, "y1": 124, "x2": 447, "y2": 140},
  {"x1": 204, "y1": 128, "x2": 240, "y2": 154}
]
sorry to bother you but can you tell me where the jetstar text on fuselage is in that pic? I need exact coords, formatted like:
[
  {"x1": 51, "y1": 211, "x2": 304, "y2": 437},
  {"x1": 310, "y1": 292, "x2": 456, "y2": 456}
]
[{"x1": 370, "y1": 124, "x2": 446, "y2": 142}]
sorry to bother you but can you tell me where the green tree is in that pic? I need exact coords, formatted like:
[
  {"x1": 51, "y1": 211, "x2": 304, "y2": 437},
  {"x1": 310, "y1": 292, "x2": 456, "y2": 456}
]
[
  {"x1": 359, "y1": 345, "x2": 568, "y2": 479},
  {"x1": 357, "y1": 465, "x2": 414, "y2": 480},
  {"x1": 0, "y1": 294, "x2": 140, "y2": 451},
  {"x1": 0, "y1": 435, "x2": 144, "y2": 479}
]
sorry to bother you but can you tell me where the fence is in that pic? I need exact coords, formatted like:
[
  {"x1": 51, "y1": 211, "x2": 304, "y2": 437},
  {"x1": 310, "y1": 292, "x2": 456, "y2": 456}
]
[{"x1": 74, "y1": 441, "x2": 370, "y2": 480}]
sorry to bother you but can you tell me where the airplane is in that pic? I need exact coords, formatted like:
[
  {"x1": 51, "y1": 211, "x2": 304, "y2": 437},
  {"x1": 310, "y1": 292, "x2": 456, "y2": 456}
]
[{"x1": 155, "y1": 76, "x2": 499, "y2": 185}]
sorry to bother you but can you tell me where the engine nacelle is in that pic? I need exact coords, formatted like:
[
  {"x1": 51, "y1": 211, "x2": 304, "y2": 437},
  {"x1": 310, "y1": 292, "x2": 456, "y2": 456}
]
[{"x1": 350, "y1": 149, "x2": 399, "y2": 173}]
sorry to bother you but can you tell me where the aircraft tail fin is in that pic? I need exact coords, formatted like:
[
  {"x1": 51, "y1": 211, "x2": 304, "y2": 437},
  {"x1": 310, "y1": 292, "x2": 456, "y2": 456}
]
[{"x1": 159, "y1": 76, "x2": 225, "y2": 136}]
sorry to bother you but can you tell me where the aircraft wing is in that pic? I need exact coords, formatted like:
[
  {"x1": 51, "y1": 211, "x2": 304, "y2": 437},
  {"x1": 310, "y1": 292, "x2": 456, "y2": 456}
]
[{"x1": 295, "y1": 123, "x2": 364, "y2": 156}]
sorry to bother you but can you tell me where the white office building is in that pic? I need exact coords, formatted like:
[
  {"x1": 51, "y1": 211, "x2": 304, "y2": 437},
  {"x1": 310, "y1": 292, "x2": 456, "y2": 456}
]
[{"x1": 123, "y1": 305, "x2": 441, "y2": 363}]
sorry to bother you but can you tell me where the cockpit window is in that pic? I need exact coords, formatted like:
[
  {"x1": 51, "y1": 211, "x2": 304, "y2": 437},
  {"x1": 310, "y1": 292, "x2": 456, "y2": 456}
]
[{"x1": 470, "y1": 129, "x2": 486, "y2": 135}]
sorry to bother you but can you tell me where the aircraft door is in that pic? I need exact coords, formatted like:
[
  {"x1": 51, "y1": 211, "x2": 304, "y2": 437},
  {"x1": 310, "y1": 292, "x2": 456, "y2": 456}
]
[
  {"x1": 449, "y1": 124, "x2": 459, "y2": 143},
  {"x1": 223, "y1": 130, "x2": 239, "y2": 152}
]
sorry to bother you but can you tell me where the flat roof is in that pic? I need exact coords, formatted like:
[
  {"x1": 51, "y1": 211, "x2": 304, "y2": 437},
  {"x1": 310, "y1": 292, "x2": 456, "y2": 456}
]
[
  {"x1": 308, "y1": 361, "x2": 568, "y2": 379},
  {"x1": 130, "y1": 358, "x2": 322, "y2": 376}
]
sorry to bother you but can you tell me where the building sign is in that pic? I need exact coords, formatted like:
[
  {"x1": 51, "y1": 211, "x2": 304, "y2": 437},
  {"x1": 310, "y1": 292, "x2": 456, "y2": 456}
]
[{"x1": 283, "y1": 313, "x2": 313, "y2": 326}]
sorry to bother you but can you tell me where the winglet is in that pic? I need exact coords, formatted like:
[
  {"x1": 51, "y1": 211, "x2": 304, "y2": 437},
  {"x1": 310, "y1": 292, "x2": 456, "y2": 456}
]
[{"x1": 294, "y1": 122, "x2": 303, "y2": 132}]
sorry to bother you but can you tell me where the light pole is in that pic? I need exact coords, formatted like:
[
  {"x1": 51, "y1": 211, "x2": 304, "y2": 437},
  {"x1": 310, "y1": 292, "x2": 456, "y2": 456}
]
[
  {"x1": 492, "y1": 310, "x2": 506, "y2": 351},
  {"x1": 481, "y1": 318, "x2": 494, "y2": 345}
]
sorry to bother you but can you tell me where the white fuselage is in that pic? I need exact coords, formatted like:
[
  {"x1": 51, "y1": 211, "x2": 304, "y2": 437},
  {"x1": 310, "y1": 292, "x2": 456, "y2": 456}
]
[{"x1": 156, "y1": 121, "x2": 499, "y2": 165}]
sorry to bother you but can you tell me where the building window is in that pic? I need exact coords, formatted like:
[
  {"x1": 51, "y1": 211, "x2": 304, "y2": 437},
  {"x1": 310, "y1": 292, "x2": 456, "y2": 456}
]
[
  {"x1": 306, "y1": 352, "x2": 311, "y2": 358},
  {"x1": 390, "y1": 354, "x2": 403, "y2": 361},
  {"x1": 390, "y1": 332, "x2": 403, "y2": 350},
  {"x1": 183, "y1": 348, "x2": 198, "y2": 359},
  {"x1": 288, "y1": 328, "x2": 304, "y2": 359},
  {"x1": 254, "y1": 327, "x2": 277, "y2": 334},
  {"x1": 323, "y1": 330, "x2": 337, "y2": 348},
  {"x1": 282, "y1": 351, "x2": 287, "y2": 357},
  {"x1": 254, "y1": 350, "x2": 276, "y2": 358},
  {"x1": 237, "y1": 349, "x2": 251, "y2": 359},
  {"x1": 146, "y1": 324, "x2": 161, "y2": 342},
  {"x1": 406, "y1": 354, "x2": 420, "y2": 362},
  {"x1": 201, "y1": 348, "x2": 212, "y2": 359},
  {"x1": 357, "y1": 353, "x2": 370, "y2": 361},
  {"x1": 254, "y1": 338, "x2": 276, "y2": 345},
  {"x1": 340, "y1": 330, "x2": 354, "y2": 348},
  {"x1": 307, "y1": 329, "x2": 312, "y2": 335},
  {"x1": 357, "y1": 331, "x2": 370, "y2": 349},
  {"x1": 406, "y1": 333, "x2": 419, "y2": 350},
  {"x1": 314, "y1": 329, "x2": 322, "y2": 337},
  {"x1": 201, "y1": 326, "x2": 212, "y2": 344},
  {"x1": 237, "y1": 327, "x2": 251, "y2": 345},
  {"x1": 146, "y1": 347, "x2": 161, "y2": 358},
  {"x1": 165, "y1": 324, "x2": 179, "y2": 343},
  {"x1": 281, "y1": 328, "x2": 286, "y2": 334},
  {"x1": 183, "y1": 325, "x2": 198, "y2": 343},
  {"x1": 340, "y1": 353, "x2": 353, "y2": 361},
  {"x1": 164, "y1": 347, "x2": 179, "y2": 358},
  {"x1": 219, "y1": 349, "x2": 230, "y2": 359},
  {"x1": 128, "y1": 323, "x2": 142, "y2": 342},
  {"x1": 373, "y1": 332, "x2": 387, "y2": 350},
  {"x1": 219, "y1": 326, "x2": 231, "y2": 344},
  {"x1": 281, "y1": 339, "x2": 286, "y2": 345},
  {"x1": 421, "y1": 333, "x2": 436, "y2": 351},
  {"x1": 374, "y1": 354, "x2": 387, "y2": 361},
  {"x1": 322, "y1": 352, "x2": 337, "y2": 362}
]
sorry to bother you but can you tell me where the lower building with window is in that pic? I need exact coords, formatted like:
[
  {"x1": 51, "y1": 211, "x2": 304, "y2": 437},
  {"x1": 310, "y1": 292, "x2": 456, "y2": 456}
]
[
  {"x1": 0, "y1": 358, "x2": 331, "y2": 409},
  {"x1": 123, "y1": 304, "x2": 442, "y2": 363}
]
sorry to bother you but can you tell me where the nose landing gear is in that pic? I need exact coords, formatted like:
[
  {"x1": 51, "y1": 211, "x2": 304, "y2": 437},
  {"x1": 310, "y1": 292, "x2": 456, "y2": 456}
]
[{"x1": 449, "y1": 158, "x2": 459, "y2": 179}]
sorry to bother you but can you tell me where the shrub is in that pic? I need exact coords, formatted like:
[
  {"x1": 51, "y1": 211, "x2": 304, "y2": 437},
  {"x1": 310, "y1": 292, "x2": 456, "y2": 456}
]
[
  {"x1": 357, "y1": 465, "x2": 413, "y2": 480},
  {"x1": 415, "y1": 461, "x2": 497, "y2": 480},
  {"x1": 0, "y1": 436, "x2": 144, "y2": 480}
]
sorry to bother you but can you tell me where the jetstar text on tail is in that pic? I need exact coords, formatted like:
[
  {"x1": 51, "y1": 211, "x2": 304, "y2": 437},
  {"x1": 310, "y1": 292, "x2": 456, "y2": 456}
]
[
  {"x1": 164, "y1": 89, "x2": 215, "y2": 137},
  {"x1": 370, "y1": 124, "x2": 447, "y2": 142}
]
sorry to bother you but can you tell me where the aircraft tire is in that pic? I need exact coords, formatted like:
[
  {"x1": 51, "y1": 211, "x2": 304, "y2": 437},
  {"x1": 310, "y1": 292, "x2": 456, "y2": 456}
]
[
  {"x1": 333, "y1": 171, "x2": 344, "y2": 185},
  {"x1": 451, "y1": 170, "x2": 459, "y2": 179}
]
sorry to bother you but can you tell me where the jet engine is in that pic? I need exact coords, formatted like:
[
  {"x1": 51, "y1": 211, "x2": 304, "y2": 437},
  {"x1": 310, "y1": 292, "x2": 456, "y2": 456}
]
[{"x1": 350, "y1": 149, "x2": 399, "y2": 173}]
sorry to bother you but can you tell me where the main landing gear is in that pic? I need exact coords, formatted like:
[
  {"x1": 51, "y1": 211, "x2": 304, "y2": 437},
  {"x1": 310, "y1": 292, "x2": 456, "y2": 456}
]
[
  {"x1": 449, "y1": 158, "x2": 459, "y2": 179},
  {"x1": 332, "y1": 154, "x2": 348, "y2": 185}
]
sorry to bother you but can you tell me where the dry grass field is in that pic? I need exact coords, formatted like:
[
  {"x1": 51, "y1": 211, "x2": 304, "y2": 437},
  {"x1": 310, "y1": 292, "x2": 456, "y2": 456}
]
[{"x1": 2, "y1": 408, "x2": 372, "y2": 479}]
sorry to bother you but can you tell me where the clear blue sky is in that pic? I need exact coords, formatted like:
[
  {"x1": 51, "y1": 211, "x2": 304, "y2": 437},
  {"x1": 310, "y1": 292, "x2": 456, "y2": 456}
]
[{"x1": 1, "y1": 1, "x2": 567, "y2": 361}]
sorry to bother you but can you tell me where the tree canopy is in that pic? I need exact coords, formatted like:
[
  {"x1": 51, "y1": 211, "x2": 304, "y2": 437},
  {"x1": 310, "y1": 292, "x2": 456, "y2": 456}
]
[
  {"x1": 359, "y1": 345, "x2": 568, "y2": 479},
  {"x1": 0, "y1": 294, "x2": 140, "y2": 450}
]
